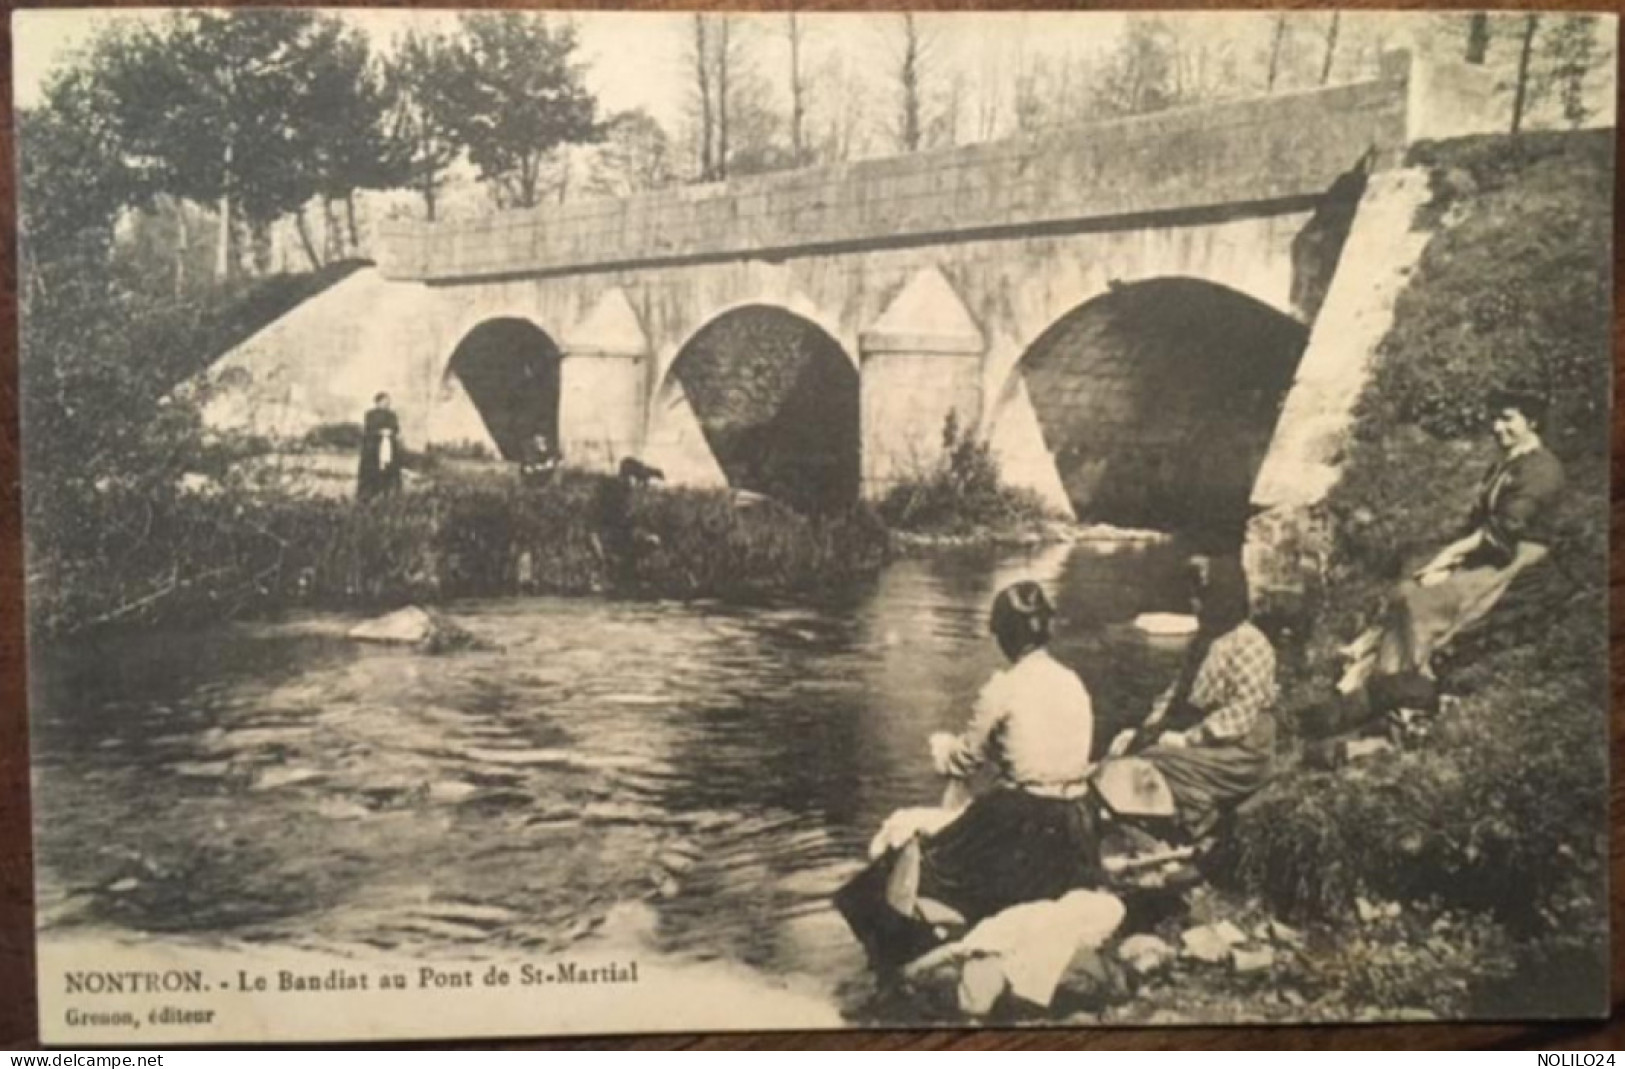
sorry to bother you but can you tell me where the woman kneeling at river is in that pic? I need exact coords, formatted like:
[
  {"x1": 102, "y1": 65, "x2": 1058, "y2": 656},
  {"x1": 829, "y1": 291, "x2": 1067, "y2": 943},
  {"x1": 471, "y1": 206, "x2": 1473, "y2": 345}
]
[
  {"x1": 1107, "y1": 556, "x2": 1278, "y2": 841},
  {"x1": 835, "y1": 581, "x2": 1102, "y2": 976}
]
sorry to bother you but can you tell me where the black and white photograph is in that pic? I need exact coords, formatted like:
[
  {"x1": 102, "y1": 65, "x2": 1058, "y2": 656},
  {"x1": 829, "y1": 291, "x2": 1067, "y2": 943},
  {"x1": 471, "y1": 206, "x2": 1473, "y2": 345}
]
[{"x1": 14, "y1": 7, "x2": 1618, "y2": 1042}]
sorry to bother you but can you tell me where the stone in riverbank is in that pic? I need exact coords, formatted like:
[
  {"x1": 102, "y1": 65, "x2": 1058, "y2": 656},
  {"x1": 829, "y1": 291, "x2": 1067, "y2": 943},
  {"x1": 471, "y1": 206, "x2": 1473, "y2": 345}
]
[
  {"x1": 1117, "y1": 933, "x2": 1176, "y2": 978},
  {"x1": 348, "y1": 606, "x2": 435, "y2": 644},
  {"x1": 347, "y1": 606, "x2": 481, "y2": 652}
]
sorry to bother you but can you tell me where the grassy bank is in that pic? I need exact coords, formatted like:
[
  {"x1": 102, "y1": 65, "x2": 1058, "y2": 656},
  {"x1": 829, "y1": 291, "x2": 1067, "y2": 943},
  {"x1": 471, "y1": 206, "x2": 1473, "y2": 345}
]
[
  {"x1": 1204, "y1": 130, "x2": 1613, "y2": 1017},
  {"x1": 26, "y1": 470, "x2": 892, "y2": 639}
]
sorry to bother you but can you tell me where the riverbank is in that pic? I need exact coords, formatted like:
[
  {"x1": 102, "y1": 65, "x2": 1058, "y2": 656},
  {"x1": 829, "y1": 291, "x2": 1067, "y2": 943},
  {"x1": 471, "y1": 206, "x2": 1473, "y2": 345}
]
[
  {"x1": 890, "y1": 521, "x2": 1170, "y2": 554},
  {"x1": 29, "y1": 433, "x2": 1165, "y2": 639},
  {"x1": 1072, "y1": 129, "x2": 1612, "y2": 1025},
  {"x1": 25, "y1": 470, "x2": 893, "y2": 639}
]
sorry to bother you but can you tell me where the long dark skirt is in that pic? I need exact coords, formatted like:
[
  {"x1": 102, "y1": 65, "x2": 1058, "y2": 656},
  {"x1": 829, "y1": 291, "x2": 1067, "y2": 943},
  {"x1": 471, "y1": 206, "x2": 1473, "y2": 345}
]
[
  {"x1": 1140, "y1": 717, "x2": 1275, "y2": 840},
  {"x1": 1375, "y1": 543, "x2": 1549, "y2": 678},
  {"x1": 835, "y1": 789, "x2": 1102, "y2": 976},
  {"x1": 357, "y1": 445, "x2": 401, "y2": 499}
]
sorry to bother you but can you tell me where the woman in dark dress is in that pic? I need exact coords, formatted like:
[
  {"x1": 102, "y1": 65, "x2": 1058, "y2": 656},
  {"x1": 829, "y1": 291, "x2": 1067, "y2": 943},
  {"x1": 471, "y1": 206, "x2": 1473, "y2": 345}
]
[
  {"x1": 1338, "y1": 389, "x2": 1565, "y2": 723},
  {"x1": 835, "y1": 582, "x2": 1102, "y2": 977},
  {"x1": 357, "y1": 392, "x2": 404, "y2": 500}
]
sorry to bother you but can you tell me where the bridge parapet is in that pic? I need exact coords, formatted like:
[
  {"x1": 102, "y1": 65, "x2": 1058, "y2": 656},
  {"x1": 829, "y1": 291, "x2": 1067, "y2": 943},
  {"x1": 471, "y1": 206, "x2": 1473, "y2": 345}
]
[{"x1": 378, "y1": 70, "x2": 1415, "y2": 284}]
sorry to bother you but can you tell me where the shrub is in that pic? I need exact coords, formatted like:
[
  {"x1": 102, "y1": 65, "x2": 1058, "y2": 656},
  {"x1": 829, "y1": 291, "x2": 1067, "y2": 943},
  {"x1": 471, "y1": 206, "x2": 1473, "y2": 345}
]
[
  {"x1": 425, "y1": 438, "x2": 496, "y2": 461},
  {"x1": 878, "y1": 412, "x2": 1057, "y2": 534},
  {"x1": 26, "y1": 472, "x2": 894, "y2": 638},
  {"x1": 300, "y1": 421, "x2": 364, "y2": 453}
]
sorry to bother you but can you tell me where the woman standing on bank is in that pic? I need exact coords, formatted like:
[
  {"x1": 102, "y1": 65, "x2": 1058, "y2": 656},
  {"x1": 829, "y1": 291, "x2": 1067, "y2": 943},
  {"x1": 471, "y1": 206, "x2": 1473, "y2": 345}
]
[{"x1": 357, "y1": 391, "x2": 404, "y2": 500}]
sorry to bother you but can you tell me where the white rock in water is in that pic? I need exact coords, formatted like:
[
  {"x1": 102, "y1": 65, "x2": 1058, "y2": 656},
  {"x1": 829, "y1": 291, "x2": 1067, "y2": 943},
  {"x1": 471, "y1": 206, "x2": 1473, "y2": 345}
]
[
  {"x1": 253, "y1": 767, "x2": 323, "y2": 791},
  {"x1": 1180, "y1": 924, "x2": 1232, "y2": 964},
  {"x1": 1267, "y1": 919, "x2": 1305, "y2": 947},
  {"x1": 348, "y1": 606, "x2": 436, "y2": 644},
  {"x1": 1117, "y1": 933, "x2": 1177, "y2": 977},
  {"x1": 599, "y1": 900, "x2": 659, "y2": 946},
  {"x1": 1343, "y1": 737, "x2": 1396, "y2": 763},
  {"x1": 315, "y1": 798, "x2": 372, "y2": 821},
  {"x1": 428, "y1": 780, "x2": 480, "y2": 803},
  {"x1": 1133, "y1": 612, "x2": 1199, "y2": 637},
  {"x1": 1231, "y1": 946, "x2": 1276, "y2": 974}
]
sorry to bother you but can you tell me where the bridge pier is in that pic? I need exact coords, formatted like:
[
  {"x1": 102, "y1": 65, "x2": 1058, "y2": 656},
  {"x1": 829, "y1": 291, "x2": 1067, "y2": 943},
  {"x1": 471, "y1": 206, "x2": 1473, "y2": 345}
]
[
  {"x1": 858, "y1": 268, "x2": 986, "y2": 501},
  {"x1": 1246, "y1": 168, "x2": 1435, "y2": 612},
  {"x1": 558, "y1": 289, "x2": 649, "y2": 472}
]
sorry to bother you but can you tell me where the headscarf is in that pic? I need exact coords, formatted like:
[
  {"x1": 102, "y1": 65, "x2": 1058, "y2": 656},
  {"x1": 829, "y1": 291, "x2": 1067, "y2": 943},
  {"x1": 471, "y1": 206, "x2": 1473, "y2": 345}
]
[{"x1": 989, "y1": 581, "x2": 1054, "y2": 660}]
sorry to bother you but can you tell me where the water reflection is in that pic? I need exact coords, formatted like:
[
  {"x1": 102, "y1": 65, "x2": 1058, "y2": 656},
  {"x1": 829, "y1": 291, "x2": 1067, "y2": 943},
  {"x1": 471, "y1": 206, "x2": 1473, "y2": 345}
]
[{"x1": 32, "y1": 540, "x2": 1197, "y2": 996}]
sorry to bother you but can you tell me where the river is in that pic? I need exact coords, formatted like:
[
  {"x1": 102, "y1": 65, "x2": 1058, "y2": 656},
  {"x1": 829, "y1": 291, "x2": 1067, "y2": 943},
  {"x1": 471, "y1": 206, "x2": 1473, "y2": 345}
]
[{"x1": 31, "y1": 538, "x2": 1199, "y2": 1017}]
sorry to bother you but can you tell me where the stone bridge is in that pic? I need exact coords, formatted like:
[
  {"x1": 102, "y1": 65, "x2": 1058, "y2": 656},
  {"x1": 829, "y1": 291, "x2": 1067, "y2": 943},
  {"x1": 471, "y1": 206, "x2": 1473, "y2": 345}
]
[{"x1": 203, "y1": 51, "x2": 1501, "y2": 569}]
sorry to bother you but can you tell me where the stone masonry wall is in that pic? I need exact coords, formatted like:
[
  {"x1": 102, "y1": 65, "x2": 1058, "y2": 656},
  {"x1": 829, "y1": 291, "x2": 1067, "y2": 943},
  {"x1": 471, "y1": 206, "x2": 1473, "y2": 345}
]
[{"x1": 377, "y1": 76, "x2": 1408, "y2": 284}]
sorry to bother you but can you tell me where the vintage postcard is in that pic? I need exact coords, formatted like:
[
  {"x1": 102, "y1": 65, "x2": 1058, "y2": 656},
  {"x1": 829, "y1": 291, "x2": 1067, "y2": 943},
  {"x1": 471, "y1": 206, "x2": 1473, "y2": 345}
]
[{"x1": 15, "y1": 8, "x2": 1616, "y2": 1043}]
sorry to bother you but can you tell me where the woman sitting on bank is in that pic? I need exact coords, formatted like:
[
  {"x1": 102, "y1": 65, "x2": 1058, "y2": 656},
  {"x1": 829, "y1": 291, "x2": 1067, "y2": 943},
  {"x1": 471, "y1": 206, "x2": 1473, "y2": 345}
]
[
  {"x1": 1108, "y1": 556, "x2": 1279, "y2": 841},
  {"x1": 835, "y1": 581, "x2": 1101, "y2": 977},
  {"x1": 1337, "y1": 389, "x2": 1566, "y2": 726}
]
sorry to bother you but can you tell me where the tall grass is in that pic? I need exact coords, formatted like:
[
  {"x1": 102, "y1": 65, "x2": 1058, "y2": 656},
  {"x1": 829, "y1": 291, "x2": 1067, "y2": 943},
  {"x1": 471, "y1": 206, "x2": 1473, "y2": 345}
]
[{"x1": 26, "y1": 471, "x2": 893, "y2": 638}]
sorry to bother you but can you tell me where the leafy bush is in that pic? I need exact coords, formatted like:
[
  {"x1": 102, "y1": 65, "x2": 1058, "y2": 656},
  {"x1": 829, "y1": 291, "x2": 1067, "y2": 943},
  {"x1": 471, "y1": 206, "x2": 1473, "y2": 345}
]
[
  {"x1": 26, "y1": 472, "x2": 894, "y2": 638},
  {"x1": 425, "y1": 438, "x2": 496, "y2": 461},
  {"x1": 300, "y1": 421, "x2": 365, "y2": 452},
  {"x1": 878, "y1": 412, "x2": 1057, "y2": 534}
]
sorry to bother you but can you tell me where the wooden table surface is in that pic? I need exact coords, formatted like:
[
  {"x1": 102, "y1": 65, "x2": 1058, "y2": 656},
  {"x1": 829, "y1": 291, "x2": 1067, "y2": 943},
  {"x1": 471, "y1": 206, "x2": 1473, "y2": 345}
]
[{"x1": 1, "y1": 0, "x2": 1622, "y2": 1050}]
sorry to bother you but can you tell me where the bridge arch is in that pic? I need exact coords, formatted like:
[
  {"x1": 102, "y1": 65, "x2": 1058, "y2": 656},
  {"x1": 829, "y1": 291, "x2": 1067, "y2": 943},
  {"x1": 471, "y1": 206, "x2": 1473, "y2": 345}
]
[
  {"x1": 991, "y1": 277, "x2": 1309, "y2": 546},
  {"x1": 651, "y1": 304, "x2": 860, "y2": 514},
  {"x1": 442, "y1": 318, "x2": 563, "y2": 461}
]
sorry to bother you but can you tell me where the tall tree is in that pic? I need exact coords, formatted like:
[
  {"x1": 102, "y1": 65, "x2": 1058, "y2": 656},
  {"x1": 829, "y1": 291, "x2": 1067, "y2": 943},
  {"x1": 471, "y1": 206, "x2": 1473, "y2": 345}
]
[
  {"x1": 1543, "y1": 15, "x2": 1602, "y2": 129},
  {"x1": 715, "y1": 17, "x2": 733, "y2": 180},
  {"x1": 442, "y1": 12, "x2": 599, "y2": 209},
  {"x1": 93, "y1": 10, "x2": 350, "y2": 279},
  {"x1": 1320, "y1": 12, "x2": 1342, "y2": 86},
  {"x1": 292, "y1": 19, "x2": 405, "y2": 261},
  {"x1": 889, "y1": 13, "x2": 932, "y2": 153},
  {"x1": 786, "y1": 13, "x2": 809, "y2": 168},
  {"x1": 387, "y1": 29, "x2": 463, "y2": 222},
  {"x1": 807, "y1": 52, "x2": 870, "y2": 165},
  {"x1": 1465, "y1": 13, "x2": 1491, "y2": 65},
  {"x1": 1265, "y1": 13, "x2": 1289, "y2": 92},
  {"x1": 1092, "y1": 16, "x2": 1182, "y2": 117},
  {"x1": 17, "y1": 69, "x2": 133, "y2": 300},
  {"x1": 689, "y1": 15, "x2": 716, "y2": 180},
  {"x1": 1510, "y1": 12, "x2": 1541, "y2": 136},
  {"x1": 684, "y1": 16, "x2": 773, "y2": 181},
  {"x1": 587, "y1": 110, "x2": 676, "y2": 198}
]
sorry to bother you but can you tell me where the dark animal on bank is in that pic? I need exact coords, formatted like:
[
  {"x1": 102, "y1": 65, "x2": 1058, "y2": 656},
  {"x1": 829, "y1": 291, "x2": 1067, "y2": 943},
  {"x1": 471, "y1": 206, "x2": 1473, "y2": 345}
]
[{"x1": 619, "y1": 457, "x2": 666, "y2": 486}]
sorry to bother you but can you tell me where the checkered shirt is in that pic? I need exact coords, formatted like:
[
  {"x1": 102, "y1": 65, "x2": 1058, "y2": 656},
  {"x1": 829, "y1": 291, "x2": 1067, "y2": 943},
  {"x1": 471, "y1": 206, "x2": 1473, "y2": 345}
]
[{"x1": 1185, "y1": 623, "x2": 1278, "y2": 744}]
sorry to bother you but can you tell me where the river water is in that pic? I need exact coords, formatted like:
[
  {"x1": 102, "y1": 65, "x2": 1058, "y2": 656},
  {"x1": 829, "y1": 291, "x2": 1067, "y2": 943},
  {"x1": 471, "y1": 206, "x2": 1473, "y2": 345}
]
[{"x1": 31, "y1": 539, "x2": 1198, "y2": 1011}]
